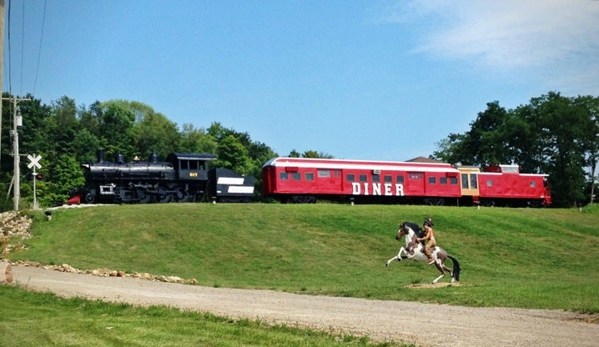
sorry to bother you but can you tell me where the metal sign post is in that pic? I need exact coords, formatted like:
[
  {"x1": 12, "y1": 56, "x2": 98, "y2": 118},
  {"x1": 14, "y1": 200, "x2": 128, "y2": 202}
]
[{"x1": 27, "y1": 154, "x2": 42, "y2": 210}]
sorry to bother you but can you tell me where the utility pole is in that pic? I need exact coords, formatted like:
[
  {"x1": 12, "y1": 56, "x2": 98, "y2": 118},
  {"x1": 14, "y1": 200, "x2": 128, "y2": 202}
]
[
  {"x1": 8, "y1": 97, "x2": 29, "y2": 211},
  {"x1": 0, "y1": 0, "x2": 5, "y2": 166}
]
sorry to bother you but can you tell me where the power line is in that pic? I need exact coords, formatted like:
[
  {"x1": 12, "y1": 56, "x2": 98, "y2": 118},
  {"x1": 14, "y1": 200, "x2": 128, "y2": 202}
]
[
  {"x1": 7, "y1": 0, "x2": 11, "y2": 94},
  {"x1": 19, "y1": 0, "x2": 23, "y2": 95},
  {"x1": 32, "y1": 0, "x2": 47, "y2": 94}
]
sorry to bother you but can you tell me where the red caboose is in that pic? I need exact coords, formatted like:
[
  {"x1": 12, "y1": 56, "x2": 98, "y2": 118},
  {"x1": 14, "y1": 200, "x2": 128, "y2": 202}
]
[
  {"x1": 458, "y1": 164, "x2": 551, "y2": 207},
  {"x1": 261, "y1": 157, "x2": 462, "y2": 204}
]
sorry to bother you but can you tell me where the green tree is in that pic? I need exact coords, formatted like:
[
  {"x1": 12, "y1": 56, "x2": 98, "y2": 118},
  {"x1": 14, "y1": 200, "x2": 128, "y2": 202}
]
[
  {"x1": 17, "y1": 94, "x2": 53, "y2": 158},
  {"x1": 459, "y1": 101, "x2": 512, "y2": 166},
  {"x1": 432, "y1": 133, "x2": 467, "y2": 164},
  {"x1": 302, "y1": 150, "x2": 333, "y2": 158},
  {"x1": 40, "y1": 154, "x2": 85, "y2": 206},
  {"x1": 573, "y1": 95, "x2": 599, "y2": 204},
  {"x1": 179, "y1": 123, "x2": 217, "y2": 154},
  {"x1": 213, "y1": 135, "x2": 252, "y2": 175},
  {"x1": 530, "y1": 92, "x2": 588, "y2": 207},
  {"x1": 97, "y1": 101, "x2": 137, "y2": 161},
  {"x1": 134, "y1": 110, "x2": 180, "y2": 160}
]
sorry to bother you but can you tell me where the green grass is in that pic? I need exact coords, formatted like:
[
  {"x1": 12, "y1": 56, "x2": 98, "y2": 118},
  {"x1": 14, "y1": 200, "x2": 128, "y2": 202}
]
[
  {"x1": 3, "y1": 203, "x2": 598, "y2": 346},
  {"x1": 10, "y1": 203, "x2": 599, "y2": 312},
  {"x1": 0, "y1": 285, "x2": 404, "y2": 347}
]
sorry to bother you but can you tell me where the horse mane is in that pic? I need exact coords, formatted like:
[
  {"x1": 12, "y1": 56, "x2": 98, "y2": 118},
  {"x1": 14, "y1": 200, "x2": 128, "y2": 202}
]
[{"x1": 403, "y1": 221, "x2": 425, "y2": 238}]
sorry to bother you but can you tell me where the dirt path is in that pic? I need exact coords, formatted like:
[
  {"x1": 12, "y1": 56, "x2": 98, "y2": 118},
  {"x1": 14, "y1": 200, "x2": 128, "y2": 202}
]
[{"x1": 10, "y1": 265, "x2": 598, "y2": 347}]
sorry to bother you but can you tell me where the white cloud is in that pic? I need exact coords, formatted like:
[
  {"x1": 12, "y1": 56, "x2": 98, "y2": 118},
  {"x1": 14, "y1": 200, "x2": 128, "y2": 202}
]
[{"x1": 377, "y1": 0, "x2": 599, "y2": 93}]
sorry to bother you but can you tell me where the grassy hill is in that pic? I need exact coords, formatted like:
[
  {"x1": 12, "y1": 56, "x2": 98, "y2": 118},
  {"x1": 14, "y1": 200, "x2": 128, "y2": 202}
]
[{"x1": 10, "y1": 203, "x2": 599, "y2": 313}]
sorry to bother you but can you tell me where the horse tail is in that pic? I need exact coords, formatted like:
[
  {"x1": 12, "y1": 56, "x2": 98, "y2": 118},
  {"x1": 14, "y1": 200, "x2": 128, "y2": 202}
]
[{"x1": 447, "y1": 255, "x2": 461, "y2": 281}]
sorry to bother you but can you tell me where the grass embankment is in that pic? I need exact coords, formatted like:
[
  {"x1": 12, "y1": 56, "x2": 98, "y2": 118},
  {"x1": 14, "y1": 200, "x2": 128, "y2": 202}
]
[
  {"x1": 12, "y1": 204, "x2": 599, "y2": 311},
  {"x1": 1, "y1": 203, "x2": 598, "y2": 346}
]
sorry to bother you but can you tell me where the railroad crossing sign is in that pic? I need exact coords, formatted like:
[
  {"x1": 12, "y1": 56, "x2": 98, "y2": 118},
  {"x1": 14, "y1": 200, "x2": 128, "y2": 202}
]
[{"x1": 27, "y1": 154, "x2": 42, "y2": 170}]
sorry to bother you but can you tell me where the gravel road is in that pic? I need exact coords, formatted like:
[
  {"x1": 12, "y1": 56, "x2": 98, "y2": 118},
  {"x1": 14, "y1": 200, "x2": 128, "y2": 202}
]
[{"x1": 10, "y1": 265, "x2": 598, "y2": 347}]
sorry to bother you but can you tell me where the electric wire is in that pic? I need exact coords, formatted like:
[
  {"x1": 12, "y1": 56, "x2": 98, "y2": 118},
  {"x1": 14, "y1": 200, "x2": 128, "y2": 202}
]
[
  {"x1": 19, "y1": 0, "x2": 23, "y2": 95},
  {"x1": 32, "y1": 0, "x2": 47, "y2": 95},
  {"x1": 7, "y1": 0, "x2": 11, "y2": 94}
]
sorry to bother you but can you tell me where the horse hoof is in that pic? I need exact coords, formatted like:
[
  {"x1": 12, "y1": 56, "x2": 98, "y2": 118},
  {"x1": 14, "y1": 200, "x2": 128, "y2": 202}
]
[{"x1": 385, "y1": 262, "x2": 389, "y2": 267}]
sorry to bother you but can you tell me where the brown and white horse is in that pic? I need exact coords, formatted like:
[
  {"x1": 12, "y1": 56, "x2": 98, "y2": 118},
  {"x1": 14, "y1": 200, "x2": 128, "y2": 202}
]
[{"x1": 385, "y1": 221, "x2": 461, "y2": 284}]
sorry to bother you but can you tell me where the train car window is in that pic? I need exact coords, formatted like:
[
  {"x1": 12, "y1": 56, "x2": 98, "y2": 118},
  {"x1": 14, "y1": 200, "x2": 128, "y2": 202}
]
[
  {"x1": 461, "y1": 174, "x2": 469, "y2": 189},
  {"x1": 440, "y1": 177, "x2": 447, "y2": 184},
  {"x1": 180, "y1": 160, "x2": 189, "y2": 170},
  {"x1": 292, "y1": 172, "x2": 301, "y2": 180},
  {"x1": 373, "y1": 174, "x2": 380, "y2": 183},
  {"x1": 318, "y1": 170, "x2": 330, "y2": 178},
  {"x1": 409, "y1": 172, "x2": 423, "y2": 180},
  {"x1": 428, "y1": 177, "x2": 436, "y2": 184},
  {"x1": 334, "y1": 170, "x2": 341, "y2": 177},
  {"x1": 530, "y1": 181, "x2": 536, "y2": 187},
  {"x1": 450, "y1": 177, "x2": 458, "y2": 185},
  {"x1": 384, "y1": 175, "x2": 392, "y2": 183},
  {"x1": 397, "y1": 175, "x2": 405, "y2": 183},
  {"x1": 359, "y1": 174, "x2": 367, "y2": 182},
  {"x1": 280, "y1": 172, "x2": 289, "y2": 180},
  {"x1": 486, "y1": 180, "x2": 493, "y2": 186},
  {"x1": 306, "y1": 172, "x2": 315, "y2": 181},
  {"x1": 470, "y1": 174, "x2": 478, "y2": 189},
  {"x1": 346, "y1": 174, "x2": 355, "y2": 182}
]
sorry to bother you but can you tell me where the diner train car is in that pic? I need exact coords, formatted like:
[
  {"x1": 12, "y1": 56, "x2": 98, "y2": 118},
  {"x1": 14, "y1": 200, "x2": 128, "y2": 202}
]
[
  {"x1": 67, "y1": 151, "x2": 255, "y2": 204},
  {"x1": 261, "y1": 157, "x2": 551, "y2": 206}
]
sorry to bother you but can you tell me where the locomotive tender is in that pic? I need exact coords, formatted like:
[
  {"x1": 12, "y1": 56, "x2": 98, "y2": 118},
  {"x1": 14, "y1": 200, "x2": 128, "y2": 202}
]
[
  {"x1": 67, "y1": 151, "x2": 255, "y2": 204},
  {"x1": 261, "y1": 157, "x2": 551, "y2": 207}
]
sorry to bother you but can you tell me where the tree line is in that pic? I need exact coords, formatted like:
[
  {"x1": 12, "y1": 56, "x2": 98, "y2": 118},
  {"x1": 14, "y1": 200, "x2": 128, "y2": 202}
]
[
  {"x1": 1, "y1": 91, "x2": 596, "y2": 210},
  {"x1": 0, "y1": 94, "x2": 331, "y2": 210},
  {"x1": 432, "y1": 91, "x2": 598, "y2": 207}
]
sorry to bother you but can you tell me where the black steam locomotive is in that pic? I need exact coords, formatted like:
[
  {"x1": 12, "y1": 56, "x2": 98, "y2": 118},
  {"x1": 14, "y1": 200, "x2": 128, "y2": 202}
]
[{"x1": 67, "y1": 151, "x2": 255, "y2": 204}]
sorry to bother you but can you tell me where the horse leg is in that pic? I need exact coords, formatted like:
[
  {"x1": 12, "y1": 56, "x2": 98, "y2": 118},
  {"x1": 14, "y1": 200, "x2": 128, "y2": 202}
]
[
  {"x1": 385, "y1": 256, "x2": 398, "y2": 267},
  {"x1": 432, "y1": 262, "x2": 445, "y2": 284},
  {"x1": 432, "y1": 273, "x2": 445, "y2": 284},
  {"x1": 441, "y1": 264, "x2": 452, "y2": 275},
  {"x1": 440, "y1": 265, "x2": 457, "y2": 283},
  {"x1": 385, "y1": 247, "x2": 406, "y2": 267}
]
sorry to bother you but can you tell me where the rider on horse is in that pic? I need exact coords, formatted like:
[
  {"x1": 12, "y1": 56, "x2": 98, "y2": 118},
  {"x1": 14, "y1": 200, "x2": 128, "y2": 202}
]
[{"x1": 417, "y1": 218, "x2": 436, "y2": 265}]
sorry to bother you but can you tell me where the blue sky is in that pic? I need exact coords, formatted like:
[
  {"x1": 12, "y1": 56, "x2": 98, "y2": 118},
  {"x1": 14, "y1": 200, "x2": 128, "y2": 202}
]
[{"x1": 4, "y1": 0, "x2": 599, "y2": 161}]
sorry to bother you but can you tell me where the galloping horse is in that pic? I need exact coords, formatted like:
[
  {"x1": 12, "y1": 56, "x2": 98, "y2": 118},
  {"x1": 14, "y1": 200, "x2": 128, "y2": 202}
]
[{"x1": 385, "y1": 221, "x2": 461, "y2": 284}]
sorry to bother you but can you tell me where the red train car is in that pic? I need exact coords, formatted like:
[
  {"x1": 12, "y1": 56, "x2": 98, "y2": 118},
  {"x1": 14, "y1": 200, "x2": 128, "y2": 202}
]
[
  {"x1": 261, "y1": 157, "x2": 551, "y2": 206},
  {"x1": 465, "y1": 164, "x2": 551, "y2": 207},
  {"x1": 262, "y1": 157, "x2": 462, "y2": 204}
]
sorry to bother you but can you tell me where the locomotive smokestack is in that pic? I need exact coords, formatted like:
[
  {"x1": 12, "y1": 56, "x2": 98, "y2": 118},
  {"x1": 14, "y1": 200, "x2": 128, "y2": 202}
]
[{"x1": 96, "y1": 150, "x2": 105, "y2": 163}]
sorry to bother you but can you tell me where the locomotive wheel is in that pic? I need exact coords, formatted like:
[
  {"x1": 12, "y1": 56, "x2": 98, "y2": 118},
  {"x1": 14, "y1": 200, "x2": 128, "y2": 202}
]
[
  {"x1": 137, "y1": 189, "x2": 151, "y2": 203},
  {"x1": 175, "y1": 189, "x2": 189, "y2": 203},
  {"x1": 85, "y1": 193, "x2": 96, "y2": 204},
  {"x1": 157, "y1": 188, "x2": 172, "y2": 203}
]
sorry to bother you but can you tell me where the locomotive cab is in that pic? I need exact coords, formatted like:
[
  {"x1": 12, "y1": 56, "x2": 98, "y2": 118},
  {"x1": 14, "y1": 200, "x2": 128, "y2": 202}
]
[{"x1": 166, "y1": 153, "x2": 216, "y2": 182}]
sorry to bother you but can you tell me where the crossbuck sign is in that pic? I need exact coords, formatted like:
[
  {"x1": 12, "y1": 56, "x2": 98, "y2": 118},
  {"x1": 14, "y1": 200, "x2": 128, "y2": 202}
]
[
  {"x1": 27, "y1": 154, "x2": 42, "y2": 171},
  {"x1": 27, "y1": 154, "x2": 43, "y2": 210}
]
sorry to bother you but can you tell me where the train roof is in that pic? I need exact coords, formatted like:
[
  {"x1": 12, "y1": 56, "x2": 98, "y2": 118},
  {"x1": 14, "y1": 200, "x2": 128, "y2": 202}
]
[
  {"x1": 263, "y1": 157, "x2": 460, "y2": 173},
  {"x1": 167, "y1": 153, "x2": 217, "y2": 161}
]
